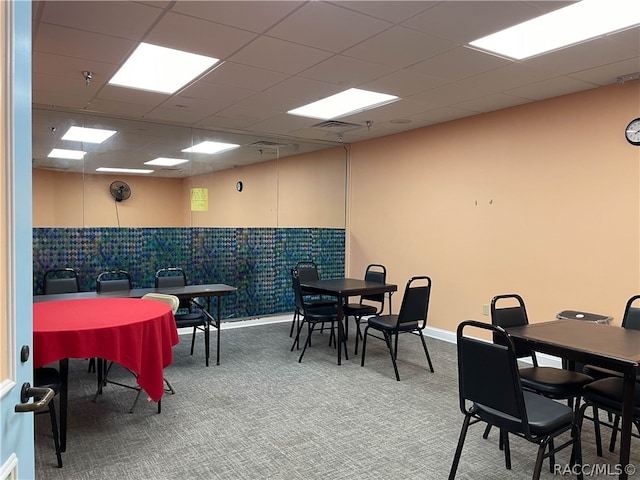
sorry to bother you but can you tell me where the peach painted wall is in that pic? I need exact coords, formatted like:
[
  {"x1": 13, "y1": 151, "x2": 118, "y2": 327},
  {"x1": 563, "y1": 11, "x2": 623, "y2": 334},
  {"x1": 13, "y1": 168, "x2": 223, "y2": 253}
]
[
  {"x1": 33, "y1": 171, "x2": 187, "y2": 227},
  {"x1": 188, "y1": 147, "x2": 346, "y2": 228},
  {"x1": 347, "y1": 81, "x2": 640, "y2": 336}
]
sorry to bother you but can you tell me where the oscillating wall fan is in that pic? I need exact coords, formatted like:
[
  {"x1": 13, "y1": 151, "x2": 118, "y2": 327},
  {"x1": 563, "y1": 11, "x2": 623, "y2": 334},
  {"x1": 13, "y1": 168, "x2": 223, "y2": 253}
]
[{"x1": 109, "y1": 181, "x2": 131, "y2": 202}]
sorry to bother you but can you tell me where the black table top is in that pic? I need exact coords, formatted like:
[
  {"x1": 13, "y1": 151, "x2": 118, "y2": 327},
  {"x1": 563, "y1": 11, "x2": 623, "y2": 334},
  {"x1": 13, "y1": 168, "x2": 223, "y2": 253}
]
[
  {"x1": 299, "y1": 277, "x2": 397, "y2": 298},
  {"x1": 507, "y1": 319, "x2": 640, "y2": 373},
  {"x1": 34, "y1": 283, "x2": 237, "y2": 303}
]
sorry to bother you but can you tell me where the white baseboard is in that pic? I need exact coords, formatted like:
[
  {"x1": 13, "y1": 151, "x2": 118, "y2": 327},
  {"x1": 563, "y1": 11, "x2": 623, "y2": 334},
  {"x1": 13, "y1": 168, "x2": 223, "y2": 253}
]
[
  {"x1": 423, "y1": 325, "x2": 562, "y2": 368},
  {"x1": 178, "y1": 313, "x2": 564, "y2": 369}
]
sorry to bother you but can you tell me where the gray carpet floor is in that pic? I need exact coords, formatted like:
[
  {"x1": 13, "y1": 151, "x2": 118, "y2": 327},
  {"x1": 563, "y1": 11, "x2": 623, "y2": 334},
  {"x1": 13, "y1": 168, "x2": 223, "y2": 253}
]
[{"x1": 34, "y1": 319, "x2": 638, "y2": 479}]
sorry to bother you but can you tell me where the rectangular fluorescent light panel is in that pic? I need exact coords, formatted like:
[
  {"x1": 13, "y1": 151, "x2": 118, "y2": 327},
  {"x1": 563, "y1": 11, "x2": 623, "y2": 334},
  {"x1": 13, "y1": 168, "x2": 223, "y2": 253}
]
[
  {"x1": 182, "y1": 141, "x2": 240, "y2": 154},
  {"x1": 287, "y1": 88, "x2": 399, "y2": 120},
  {"x1": 469, "y1": 0, "x2": 640, "y2": 60},
  {"x1": 96, "y1": 167, "x2": 153, "y2": 174},
  {"x1": 48, "y1": 148, "x2": 86, "y2": 160},
  {"x1": 109, "y1": 43, "x2": 219, "y2": 94},
  {"x1": 145, "y1": 157, "x2": 189, "y2": 167},
  {"x1": 61, "y1": 126, "x2": 117, "y2": 144}
]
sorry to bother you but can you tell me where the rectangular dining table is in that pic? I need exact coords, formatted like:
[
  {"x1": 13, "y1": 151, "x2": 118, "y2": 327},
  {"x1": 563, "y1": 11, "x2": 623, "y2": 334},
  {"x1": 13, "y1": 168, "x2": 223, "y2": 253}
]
[
  {"x1": 34, "y1": 283, "x2": 237, "y2": 366},
  {"x1": 33, "y1": 297, "x2": 179, "y2": 452},
  {"x1": 299, "y1": 278, "x2": 398, "y2": 365},
  {"x1": 506, "y1": 319, "x2": 640, "y2": 480}
]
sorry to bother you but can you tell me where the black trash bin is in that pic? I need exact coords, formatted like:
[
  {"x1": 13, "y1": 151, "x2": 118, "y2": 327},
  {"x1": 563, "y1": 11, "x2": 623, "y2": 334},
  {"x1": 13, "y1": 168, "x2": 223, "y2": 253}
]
[
  {"x1": 556, "y1": 310, "x2": 612, "y2": 324},
  {"x1": 556, "y1": 310, "x2": 613, "y2": 371}
]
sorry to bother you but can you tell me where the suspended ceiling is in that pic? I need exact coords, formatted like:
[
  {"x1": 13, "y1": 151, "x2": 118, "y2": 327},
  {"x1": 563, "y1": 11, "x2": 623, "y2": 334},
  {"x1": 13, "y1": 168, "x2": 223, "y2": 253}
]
[{"x1": 32, "y1": 1, "x2": 640, "y2": 177}]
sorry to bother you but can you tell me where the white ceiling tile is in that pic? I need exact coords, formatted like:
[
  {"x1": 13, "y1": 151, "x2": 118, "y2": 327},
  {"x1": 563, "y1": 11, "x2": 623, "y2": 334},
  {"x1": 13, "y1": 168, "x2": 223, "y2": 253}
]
[
  {"x1": 299, "y1": 55, "x2": 395, "y2": 87},
  {"x1": 178, "y1": 81, "x2": 255, "y2": 106},
  {"x1": 402, "y1": 1, "x2": 554, "y2": 44},
  {"x1": 408, "y1": 46, "x2": 511, "y2": 81},
  {"x1": 171, "y1": 1, "x2": 304, "y2": 34},
  {"x1": 260, "y1": 77, "x2": 341, "y2": 106},
  {"x1": 40, "y1": 1, "x2": 163, "y2": 40},
  {"x1": 454, "y1": 93, "x2": 532, "y2": 113},
  {"x1": 72, "y1": 98, "x2": 154, "y2": 118},
  {"x1": 334, "y1": 1, "x2": 436, "y2": 24},
  {"x1": 242, "y1": 113, "x2": 321, "y2": 137},
  {"x1": 145, "y1": 12, "x2": 258, "y2": 60},
  {"x1": 202, "y1": 62, "x2": 289, "y2": 92},
  {"x1": 525, "y1": 29, "x2": 640, "y2": 76},
  {"x1": 343, "y1": 25, "x2": 456, "y2": 68},
  {"x1": 266, "y1": 2, "x2": 390, "y2": 53},
  {"x1": 360, "y1": 70, "x2": 447, "y2": 97},
  {"x1": 568, "y1": 58, "x2": 640, "y2": 86},
  {"x1": 144, "y1": 106, "x2": 211, "y2": 125},
  {"x1": 32, "y1": 52, "x2": 118, "y2": 87},
  {"x1": 96, "y1": 84, "x2": 170, "y2": 107},
  {"x1": 505, "y1": 77, "x2": 598, "y2": 101},
  {"x1": 34, "y1": 23, "x2": 136, "y2": 65},
  {"x1": 229, "y1": 36, "x2": 333, "y2": 75}
]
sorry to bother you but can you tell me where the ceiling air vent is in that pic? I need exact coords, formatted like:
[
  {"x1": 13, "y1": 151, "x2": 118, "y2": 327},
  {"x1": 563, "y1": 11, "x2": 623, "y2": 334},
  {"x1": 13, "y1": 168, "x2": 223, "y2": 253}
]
[
  {"x1": 312, "y1": 120, "x2": 361, "y2": 131},
  {"x1": 249, "y1": 140, "x2": 289, "y2": 149}
]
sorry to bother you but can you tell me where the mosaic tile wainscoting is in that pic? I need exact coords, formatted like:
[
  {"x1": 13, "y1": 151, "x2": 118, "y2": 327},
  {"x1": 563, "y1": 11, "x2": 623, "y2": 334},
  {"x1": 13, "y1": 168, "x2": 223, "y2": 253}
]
[{"x1": 33, "y1": 227, "x2": 345, "y2": 319}]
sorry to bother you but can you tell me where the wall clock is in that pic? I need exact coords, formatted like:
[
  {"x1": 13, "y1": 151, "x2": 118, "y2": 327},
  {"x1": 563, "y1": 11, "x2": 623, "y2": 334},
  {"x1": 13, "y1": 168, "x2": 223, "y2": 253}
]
[
  {"x1": 236, "y1": 181, "x2": 243, "y2": 192},
  {"x1": 625, "y1": 117, "x2": 640, "y2": 146}
]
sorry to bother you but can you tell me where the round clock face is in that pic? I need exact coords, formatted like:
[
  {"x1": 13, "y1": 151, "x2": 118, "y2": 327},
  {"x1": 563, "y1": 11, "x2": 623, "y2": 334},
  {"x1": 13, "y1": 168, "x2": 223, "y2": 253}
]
[
  {"x1": 236, "y1": 181, "x2": 243, "y2": 192},
  {"x1": 625, "y1": 118, "x2": 640, "y2": 146}
]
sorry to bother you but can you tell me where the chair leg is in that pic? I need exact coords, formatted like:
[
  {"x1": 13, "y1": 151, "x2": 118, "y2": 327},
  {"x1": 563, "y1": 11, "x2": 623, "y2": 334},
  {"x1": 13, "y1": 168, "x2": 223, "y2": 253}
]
[
  {"x1": 385, "y1": 332, "x2": 400, "y2": 381},
  {"x1": 129, "y1": 388, "x2": 143, "y2": 414},
  {"x1": 164, "y1": 377, "x2": 175, "y2": 395},
  {"x1": 298, "y1": 322, "x2": 316, "y2": 363},
  {"x1": 360, "y1": 325, "x2": 369, "y2": 367},
  {"x1": 482, "y1": 424, "x2": 492, "y2": 439},
  {"x1": 592, "y1": 406, "x2": 603, "y2": 456},
  {"x1": 92, "y1": 361, "x2": 115, "y2": 402},
  {"x1": 289, "y1": 309, "x2": 299, "y2": 337},
  {"x1": 204, "y1": 323, "x2": 210, "y2": 367},
  {"x1": 291, "y1": 319, "x2": 305, "y2": 351},
  {"x1": 190, "y1": 326, "x2": 197, "y2": 355},
  {"x1": 354, "y1": 317, "x2": 363, "y2": 355},
  {"x1": 609, "y1": 414, "x2": 620, "y2": 453},
  {"x1": 502, "y1": 429, "x2": 511, "y2": 470},
  {"x1": 47, "y1": 400, "x2": 63, "y2": 468},
  {"x1": 418, "y1": 330, "x2": 435, "y2": 373},
  {"x1": 448, "y1": 414, "x2": 472, "y2": 480},
  {"x1": 532, "y1": 440, "x2": 549, "y2": 480}
]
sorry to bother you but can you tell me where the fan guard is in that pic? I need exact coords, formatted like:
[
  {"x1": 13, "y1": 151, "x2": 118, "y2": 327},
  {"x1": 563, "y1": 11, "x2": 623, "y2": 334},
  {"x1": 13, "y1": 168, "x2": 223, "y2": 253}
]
[{"x1": 109, "y1": 181, "x2": 131, "y2": 202}]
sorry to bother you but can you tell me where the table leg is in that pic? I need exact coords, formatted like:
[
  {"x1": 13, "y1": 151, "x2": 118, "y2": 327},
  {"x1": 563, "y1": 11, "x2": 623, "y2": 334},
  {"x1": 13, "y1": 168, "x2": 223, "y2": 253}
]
[
  {"x1": 618, "y1": 370, "x2": 635, "y2": 480},
  {"x1": 337, "y1": 299, "x2": 344, "y2": 365},
  {"x1": 216, "y1": 296, "x2": 221, "y2": 366},
  {"x1": 59, "y1": 358, "x2": 68, "y2": 452}
]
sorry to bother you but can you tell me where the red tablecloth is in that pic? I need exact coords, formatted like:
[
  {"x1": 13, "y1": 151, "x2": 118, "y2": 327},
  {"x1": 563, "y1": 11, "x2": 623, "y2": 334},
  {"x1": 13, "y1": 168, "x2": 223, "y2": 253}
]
[{"x1": 33, "y1": 298, "x2": 179, "y2": 401}]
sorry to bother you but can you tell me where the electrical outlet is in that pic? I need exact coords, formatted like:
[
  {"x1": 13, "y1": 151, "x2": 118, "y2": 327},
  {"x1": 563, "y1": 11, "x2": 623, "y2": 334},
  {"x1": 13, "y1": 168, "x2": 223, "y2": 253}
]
[{"x1": 482, "y1": 304, "x2": 489, "y2": 316}]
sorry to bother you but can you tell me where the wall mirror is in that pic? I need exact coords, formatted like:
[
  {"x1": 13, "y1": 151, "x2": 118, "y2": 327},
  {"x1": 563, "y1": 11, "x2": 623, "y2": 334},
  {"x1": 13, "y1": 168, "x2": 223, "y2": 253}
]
[{"x1": 32, "y1": 107, "x2": 346, "y2": 228}]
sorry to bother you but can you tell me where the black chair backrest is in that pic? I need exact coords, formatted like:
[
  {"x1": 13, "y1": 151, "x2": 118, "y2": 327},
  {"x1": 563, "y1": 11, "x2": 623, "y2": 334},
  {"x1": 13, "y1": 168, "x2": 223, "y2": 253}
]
[
  {"x1": 155, "y1": 267, "x2": 188, "y2": 288},
  {"x1": 457, "y1": 320, "x2": 529, "y2": 435},
  {"x1": 155, "y1": 267, "x2": 189, "y2": 309},
  {"x1": 397, "y1": 276, "x2": 431, "y2": 327},
  {"x1": 622, "y1": 294, "x2": 640, "y2": 330},
  {"x1": 96, "y1": 270, "x2": 132, "y2": 293},
  {"x1": 43, "y1": 268, "x2": 79, "y2": 294},
  {"x1": 295, "y1": 261, "x2": 320, "y2": 283},
  {"x1": 491, "y1": 294, "x2": 536, "y2": 361},
  {"x1": 361, "y1": 264, "x2": 386, "y2": 303},
  {"x1": 291, "y1": 268, "x2": 308, "y2": 312}
]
